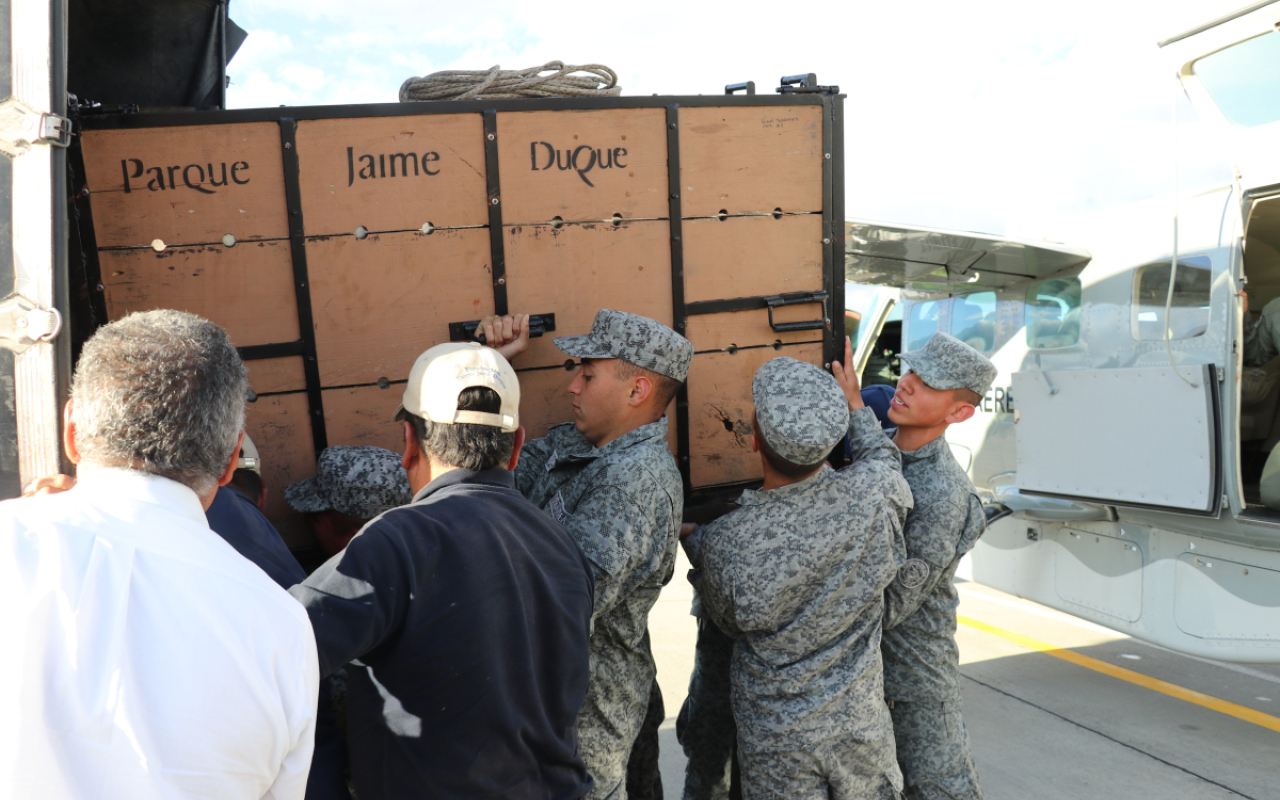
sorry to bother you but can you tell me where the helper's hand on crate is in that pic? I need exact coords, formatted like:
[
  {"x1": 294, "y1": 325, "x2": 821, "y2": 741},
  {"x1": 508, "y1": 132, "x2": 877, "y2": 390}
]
[
  {"x1": 478, "y1": 313, "x2": 531, "y2": 361},
  {"x1": 22, "y1": 473, "x2": 76, "y2": 497},
  {"x1": 830, "y1": 336, "x2": 865, "y2": 411}
]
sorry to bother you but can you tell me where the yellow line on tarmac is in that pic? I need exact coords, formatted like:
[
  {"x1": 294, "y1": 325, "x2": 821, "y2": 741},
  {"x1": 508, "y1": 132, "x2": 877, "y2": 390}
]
[{"x1": 957, "y1": 614, "x2": 1280, "y2": 734}]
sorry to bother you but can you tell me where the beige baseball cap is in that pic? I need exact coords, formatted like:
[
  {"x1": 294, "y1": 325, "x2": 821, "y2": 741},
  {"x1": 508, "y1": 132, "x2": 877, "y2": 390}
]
[{"x1": 397, "y1": 341, "x2": 520, "y2": 432}]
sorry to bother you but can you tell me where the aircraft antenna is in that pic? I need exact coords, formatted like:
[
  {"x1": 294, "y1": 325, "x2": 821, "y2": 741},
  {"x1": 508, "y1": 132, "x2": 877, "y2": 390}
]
[{"x1": 1165, "y1": 78, "x2": 1199, "y2": 389}]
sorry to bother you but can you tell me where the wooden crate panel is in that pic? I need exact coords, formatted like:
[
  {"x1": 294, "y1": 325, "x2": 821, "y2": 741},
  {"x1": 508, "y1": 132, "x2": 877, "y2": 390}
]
[
  {"x1": 323, "y1": 385, "x2": 406, "y2": 453},
  {"x1": 307, "y1": 228, "x2": 495, "y2": 387},
  {"x1": 81, "y1": 123, "x2": 288, "y2": 248},
  {"x1": 678, "y1": 106, "x2": 824, "y2": 217},
  {"x1": 516, "y1": 367, "x2": 576, "y2": 441},
  {"x1": 246, "y1": 357, "x2": 307, "y2": 395},
  {"x1": 100, "y1": 240, "x2": 300, "y2": 346},
  {"x1": 504, "y1": 221, "x2": 673, "y2": 369},
  {"x1": 497, "y1": 108, "x2": 668, "y2": 224},
  {"x1": 246, "y1": 392, "x2": 316, "y2": 547},
  {"x1": 296, "y1": 115, "x2": 489, "y2": 235},
  {"x1": 685, "y1": 306, "x2": 827, "y2": 352},
  {"x1": 688, "y1": 342, "x2": 824, "y2": 487},
  {"x1": 683, "y1": 214, "x2": 823, "y2": 301}
]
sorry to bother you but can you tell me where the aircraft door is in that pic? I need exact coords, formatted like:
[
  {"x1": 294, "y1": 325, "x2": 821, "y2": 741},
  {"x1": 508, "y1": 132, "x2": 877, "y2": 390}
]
[{"x1": 1011, "y1": 363, "x2": 1220, "y2": 514}]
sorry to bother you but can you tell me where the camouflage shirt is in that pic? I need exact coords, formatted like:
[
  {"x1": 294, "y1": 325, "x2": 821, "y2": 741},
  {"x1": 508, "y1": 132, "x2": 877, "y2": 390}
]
[
  {"x1": 880, "y1": 429, "x2": 986, "y2": 701},
  {"x1": 515, "y1": 417, "x2": 683, "y2": 787},
  {"x1": 684, "y1": 408, "x2": 911, "y2": 753}
]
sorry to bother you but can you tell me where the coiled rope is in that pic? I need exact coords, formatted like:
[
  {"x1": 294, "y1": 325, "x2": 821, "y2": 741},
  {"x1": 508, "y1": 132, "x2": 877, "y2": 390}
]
[{"x1": 399, "y1": 62, "x2": 621, "y2": 102}]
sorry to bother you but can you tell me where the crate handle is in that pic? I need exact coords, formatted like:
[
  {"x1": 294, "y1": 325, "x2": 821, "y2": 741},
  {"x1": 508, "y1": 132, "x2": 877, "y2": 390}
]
[
  {"x1": 764, "y1": 292, "x2": 828, "y2": 333},
  {"x1": 449, "y1": 313, "x2": 557, "y2": 345}
]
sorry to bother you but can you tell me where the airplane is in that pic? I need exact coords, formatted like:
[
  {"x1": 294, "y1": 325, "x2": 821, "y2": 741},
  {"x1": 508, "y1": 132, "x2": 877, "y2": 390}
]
[{"x1": 842, "y1": 0, "x2": 1280, "y2": 663}]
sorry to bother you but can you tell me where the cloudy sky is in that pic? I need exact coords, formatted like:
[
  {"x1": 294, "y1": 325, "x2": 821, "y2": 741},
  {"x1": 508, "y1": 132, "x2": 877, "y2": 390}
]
[{"x1": 225, "y1": 0, "x2": 1249, "y2": 240}]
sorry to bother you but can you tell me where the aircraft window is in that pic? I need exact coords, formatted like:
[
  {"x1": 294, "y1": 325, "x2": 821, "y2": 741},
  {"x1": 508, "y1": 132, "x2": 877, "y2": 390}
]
[
  {"x1": 1025, "y1": 278, "x2": 1081, "y2": 349},
  {"x1": 905, "y1": 300, "x2": 940, "y2": 351},
  {"x1": 951, "y1": 291, "x2": 997, "y2": 353},
  {"x1": 1192, "y1": 31, "x2": 1280, "y2": 128},
  {"x1": 1132, "y1": 257, "x2": 1213, "y2": 341}
]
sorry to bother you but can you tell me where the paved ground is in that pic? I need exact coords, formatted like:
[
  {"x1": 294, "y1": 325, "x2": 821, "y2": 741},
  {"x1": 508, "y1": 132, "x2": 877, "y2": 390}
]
[{"x1": 650, "y1": 549, "x2": 1280, "y2": 799}]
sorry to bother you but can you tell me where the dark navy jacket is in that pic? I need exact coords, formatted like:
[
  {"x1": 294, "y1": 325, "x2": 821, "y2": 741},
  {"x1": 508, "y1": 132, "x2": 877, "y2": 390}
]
[
  {"x1": 290, "y1": 467, "x2": 595, "y2": 800},
  {"x1": 206, "y1": 486, "x2": 352, "y2": 800}
]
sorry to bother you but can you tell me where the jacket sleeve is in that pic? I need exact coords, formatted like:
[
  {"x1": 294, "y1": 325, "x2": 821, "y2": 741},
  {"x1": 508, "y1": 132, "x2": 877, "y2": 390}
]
[
  {"x1": 288, "y1": 521, "x2": 416, "y2": 679},
  {"x1": 513, "y1": 434, "x2": 555, "y2": 497},
  {"x1": 686, "y1": 522, "x2": 742, "y2": 639},
  {"x1": 882, "y1": 497, "x2": 980, "y2": 631},
  {"x1": 845, "y1": 406, "x2": 903, "y2": 473},
  {"x1": 262, "y1": 608, "x2": 320, "y2": 800},
  {"x1": 558, "y1": 483, "x2": 664, "y2": 621}
]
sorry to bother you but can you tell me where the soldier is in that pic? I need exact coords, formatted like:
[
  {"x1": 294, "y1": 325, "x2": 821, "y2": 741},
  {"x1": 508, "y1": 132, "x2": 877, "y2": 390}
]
[
  {"x1": 285, "y1": 445, "x2": 411, "y2": 556},
  {"x1": 833, "y1": 331, "x2": 996, "y2": 800},
  {"x1": 682, "y1": 357, "x2": 912, "y2": 800},
  {"x1": 675, "y1": 594, "x2": 736, "y2": 800},
  {"x1": 484, "y1": 309, "x2": 691, "y2": 800}
]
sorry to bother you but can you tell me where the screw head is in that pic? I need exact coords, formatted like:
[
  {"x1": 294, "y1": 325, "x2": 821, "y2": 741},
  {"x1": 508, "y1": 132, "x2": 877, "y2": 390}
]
[
  {"x1": 284, "y1": 141, "x2": 292, "y2": 149},
  {"x1": 824, "y1": 153, "x2": 831, "y2": 159},
  {"x1": 491, "y1": 197, "x2": 499, "y2": 205},
  {"x1": 497, "y1": 277, "x2": 506, "y2": 285},
  {"x1": 823, "y1": 238, "x2": 831, "y2": 245},
  {"x1": 487, "y1": 133, "x2": 495, "y2": 141}
]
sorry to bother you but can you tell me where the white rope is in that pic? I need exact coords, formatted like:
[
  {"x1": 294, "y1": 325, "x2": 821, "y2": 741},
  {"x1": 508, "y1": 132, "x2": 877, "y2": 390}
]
[{"x1": 399, "y1": 62, "x2": 621, "y2": 102}]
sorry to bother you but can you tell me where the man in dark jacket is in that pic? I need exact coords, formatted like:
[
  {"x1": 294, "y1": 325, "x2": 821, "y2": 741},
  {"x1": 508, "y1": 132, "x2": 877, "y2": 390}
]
[{"x1": 290, "y1": 342, "x2": 596, "y2": 800}]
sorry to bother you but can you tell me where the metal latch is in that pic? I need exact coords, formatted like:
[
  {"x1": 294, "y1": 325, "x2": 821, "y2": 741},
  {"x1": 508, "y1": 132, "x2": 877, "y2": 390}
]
[
  {"x1": 776, "y1": 73, "x2": 840, "y2": 95},
  {"x1": 0, "y1": 294, "x2": 62, "y2": 352},
  {"x1": 764, "y1": 291, "x2": 828, "y2": 333},
  {"x1": 449, "y1": 313, "x2": 556, "y2": 344},
  {"x1": 0, "y1": 97, "x2": 73, "y2": 158}
]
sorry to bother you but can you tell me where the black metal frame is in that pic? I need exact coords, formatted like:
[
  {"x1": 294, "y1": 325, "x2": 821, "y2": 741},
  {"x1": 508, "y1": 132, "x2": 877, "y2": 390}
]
[{"x1": 74, "y1": 90, "x2": 844, "y2": 503}]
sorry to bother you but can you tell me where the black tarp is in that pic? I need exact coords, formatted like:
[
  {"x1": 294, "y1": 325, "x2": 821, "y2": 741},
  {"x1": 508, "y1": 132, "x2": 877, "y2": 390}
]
[{"x1": 68, "y1": 0, "x2": 246, "y2": 110}]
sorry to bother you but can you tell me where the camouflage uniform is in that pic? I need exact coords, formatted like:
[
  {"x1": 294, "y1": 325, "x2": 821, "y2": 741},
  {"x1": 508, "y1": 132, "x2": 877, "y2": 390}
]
[
  {"x1": 675, "y1": 593, "x2": 736, "y2": 800},
  {"x1": 285, "y1": 445, "x2": 412, "y2": 518},
  {"x1": 1244, "y1": 297, "x2": 1280, "y2": 366},
  {"x1": 878, "y1": 333, "x2": 995, "y2": 800},
  {"x1": 685, "y1": 358, "x2": 912, "y2": 800},
  {"x1": 515, "y1": 310, "x2": 692, "y2": 800}
]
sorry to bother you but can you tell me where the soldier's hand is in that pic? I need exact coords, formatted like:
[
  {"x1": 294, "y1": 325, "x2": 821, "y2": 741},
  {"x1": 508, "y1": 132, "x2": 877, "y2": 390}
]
[
  {"x1": 830, "y1": 336, "x2": 865, "y2": 410},
  {"x1": 478, "y1": 313, "x2": 531, "y2": 360},
  {"x1": 22, "y1": 473, "x2": 76, "y2": 497},
  {"x1": 679, "y1": 523, "x2": 699, "y2": 539}
]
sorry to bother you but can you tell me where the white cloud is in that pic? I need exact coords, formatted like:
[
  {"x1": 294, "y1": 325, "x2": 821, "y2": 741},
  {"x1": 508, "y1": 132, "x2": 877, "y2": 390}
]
[{"x1": 226, "y1": 0, "x2": 1249, "y2": 237}]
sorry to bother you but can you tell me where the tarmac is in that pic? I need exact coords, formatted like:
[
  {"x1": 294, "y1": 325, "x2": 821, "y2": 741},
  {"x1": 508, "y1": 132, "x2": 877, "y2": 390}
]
[{"x1": 650, "y1": 549, "x2": 1280, "y2": 799}]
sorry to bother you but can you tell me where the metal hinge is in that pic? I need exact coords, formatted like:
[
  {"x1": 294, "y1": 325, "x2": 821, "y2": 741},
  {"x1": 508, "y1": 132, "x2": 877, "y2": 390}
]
[
  {"x1": 0, "y1": 97, "x2": 72, "y2": 158},
  {"x1": 0, "y1": 294, "x2": 62, "y2": 352}
]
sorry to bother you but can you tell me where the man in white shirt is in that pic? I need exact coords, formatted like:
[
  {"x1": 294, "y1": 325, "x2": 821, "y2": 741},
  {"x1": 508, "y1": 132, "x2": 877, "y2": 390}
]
[{"x1": 0, "y1": 310, "x2": 319, "y2": 800}]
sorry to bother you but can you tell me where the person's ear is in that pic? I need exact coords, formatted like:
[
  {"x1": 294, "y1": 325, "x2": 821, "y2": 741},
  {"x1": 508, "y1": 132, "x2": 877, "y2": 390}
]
[
  {"x1": 751, "y1": 426, "x2": 761, "y2": 454},
  {"x1": 401, "y1": 420, "x2": 420, "y2": 471},
  {"x1": 507, "y1": 426, "x2": 526, "y2": 471},
  {"x1": 628, "y1": 374, "x2": 654, "y2": 408},
  {"x1": 62, "y1": 399, "x2": 81, "y2": 465},
  {"x1": 947, "y1": 403, "x2": 976, "y2": 425},
  {"x1": 217, "y1": 430, "x2": 246, "y2": 488}
]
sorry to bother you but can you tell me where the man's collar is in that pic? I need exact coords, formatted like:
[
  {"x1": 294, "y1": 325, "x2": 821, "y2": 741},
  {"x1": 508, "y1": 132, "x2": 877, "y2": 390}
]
[
  {"x1": 891, "y1": 428, "x2": 950, "y2": 463},
  {"x1": 411, "y1": 465, "x2": 514, "y2": 503},
  {"x1": 596, "y1": 416, "x2": 669, "y2": 456},
  {"x1": 549, "y1": 415, "x2": 669, "y2": 462},
  {"x1": 74, "y1": 467, "x2": 208, "y2": 525},
  {"x1": 736, "y1": 464, "x2": 832, "y2": 506}
]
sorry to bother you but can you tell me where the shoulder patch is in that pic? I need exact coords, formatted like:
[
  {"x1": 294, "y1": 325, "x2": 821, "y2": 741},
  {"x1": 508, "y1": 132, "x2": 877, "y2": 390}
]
[{"x1": 898, "y1": 558, "x2": 931, "y2": 589}]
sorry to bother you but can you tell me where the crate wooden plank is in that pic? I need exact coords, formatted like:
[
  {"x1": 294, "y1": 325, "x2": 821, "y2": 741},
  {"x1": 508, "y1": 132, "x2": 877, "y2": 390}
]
[
  {"x1": 246, "y1": 358, "x2": 307, "y2": 395},
  {"x1": 307, "y1": 228, "x2": 495, "y2": 387},
  {"x1": 81, "y1": 123, "x2": 288, "y2": 249},
  {"x1": 683, "y1": 214, "x2": 824, "y2": 301},
  {"x1": 497, "y1": 108, "x2": 668, "y2": 224},
  {"x1": 516, "y1": 367, "x2": 576, "y2": 441},
  {"x1": 100, "y1": 240, "x2": 301, "y2": 346},
  {"x1": 678, "y1": 106, "x2": 824, "y2": 217},
  {"x1": 688, "y1": 342, "x2": 824, "y2": 487},
  {"x1": 246, "y1": 391, "x2": 316, "y2": 547},
  {"x1": 323, "y1": 384, "x2": 406, "y2": 453},
  {"x1": 296, "y1": 115, "x2": 489, "y2": 235},
  {"x1": 685, "y1": 306, "x2": 826, "y2": 352},
  {"x1": 504, "y1": 221, "x2": 673, "y2": 370}
]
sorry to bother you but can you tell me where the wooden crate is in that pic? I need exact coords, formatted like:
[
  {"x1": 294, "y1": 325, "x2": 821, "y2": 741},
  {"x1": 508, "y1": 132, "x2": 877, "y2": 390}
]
[{"x1": 78, "y1": 92, "x2": 844, "y2": 539}]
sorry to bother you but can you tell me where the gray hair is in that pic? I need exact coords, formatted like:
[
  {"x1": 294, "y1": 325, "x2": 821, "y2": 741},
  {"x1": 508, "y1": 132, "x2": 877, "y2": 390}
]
[
  {"x1": 396, "y1": 387, "x2": 514, "y2": 472},
  {"x1": 71, "y1": 310, "x2": 248, "y2": 495}
]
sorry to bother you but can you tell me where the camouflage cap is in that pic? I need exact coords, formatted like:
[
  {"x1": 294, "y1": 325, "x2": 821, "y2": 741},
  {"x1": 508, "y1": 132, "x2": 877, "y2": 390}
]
[
  {"x1": 284, "y1": 445, "x2": 411, "y2": 520},
  {"x1": 752, "y1": 357, "x2": 849, "y2": 466},
  {"x1": 899, "y1": 332, "x2": 997, "y2": 397},
  {"x1": 554, "y1": 309, "x2": 693, "y2": 382}
]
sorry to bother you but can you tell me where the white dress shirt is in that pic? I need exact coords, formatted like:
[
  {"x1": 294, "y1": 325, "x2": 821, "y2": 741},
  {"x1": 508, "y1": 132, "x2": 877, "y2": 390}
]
[{"x1": 0, "y1": 468, "x2": 319, "y2": 800}]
